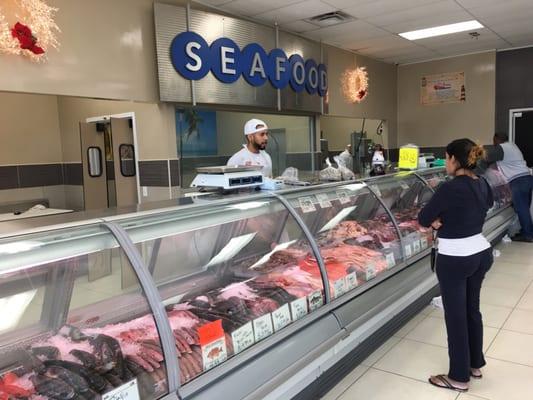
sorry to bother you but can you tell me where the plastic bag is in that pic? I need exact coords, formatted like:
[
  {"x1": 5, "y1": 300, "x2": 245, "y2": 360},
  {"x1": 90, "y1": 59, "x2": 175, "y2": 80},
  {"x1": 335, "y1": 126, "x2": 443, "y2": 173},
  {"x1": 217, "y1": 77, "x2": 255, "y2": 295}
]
[
  {"x1": 319, "y1": 158, "x2": 342, "y2": 181},
  {"x1": 502, "y1": 234, "x2": 512, "y2": 244},
  {"x1": 334, "y1": 155, "x2": 356, "y2": 181},
  {"x1": 431, "y1": 296, "x2": 443, "y2": 309},
  {"x1": 338, "y1": 148, "x2": 353, "y2": 171},
  {"x1": 277, "y1": 167, "x2": 299, "y2": 183}
]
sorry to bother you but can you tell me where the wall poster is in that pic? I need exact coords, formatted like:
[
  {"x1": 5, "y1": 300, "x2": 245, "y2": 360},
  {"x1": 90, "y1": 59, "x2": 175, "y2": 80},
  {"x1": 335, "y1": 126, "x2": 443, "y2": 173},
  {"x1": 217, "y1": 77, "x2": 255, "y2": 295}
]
[{"x1": 421, "y1": 72, "x2": 465, "y2": 105}]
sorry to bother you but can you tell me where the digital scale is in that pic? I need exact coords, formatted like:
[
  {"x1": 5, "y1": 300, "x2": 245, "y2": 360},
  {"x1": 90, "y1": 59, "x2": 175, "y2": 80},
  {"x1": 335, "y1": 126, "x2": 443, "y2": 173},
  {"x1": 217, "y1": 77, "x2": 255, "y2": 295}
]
[{"x1": 191, "y1": 166, "x2": 264, "y2": 190}]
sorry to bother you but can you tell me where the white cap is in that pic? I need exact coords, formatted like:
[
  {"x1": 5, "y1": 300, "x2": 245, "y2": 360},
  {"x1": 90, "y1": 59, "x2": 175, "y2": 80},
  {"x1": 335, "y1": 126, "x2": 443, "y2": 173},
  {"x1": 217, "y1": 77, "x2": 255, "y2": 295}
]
[{"x1": 244, "y1": 119, "x2": 268, "y2": 136}]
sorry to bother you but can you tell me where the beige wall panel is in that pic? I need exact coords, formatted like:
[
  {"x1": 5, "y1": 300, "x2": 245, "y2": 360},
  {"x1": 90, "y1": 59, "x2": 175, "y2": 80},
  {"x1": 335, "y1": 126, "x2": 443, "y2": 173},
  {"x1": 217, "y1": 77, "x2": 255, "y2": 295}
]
[
  {"x1": 215, "y1": 112, "x2": 311, "y2": 156},
  {"x1": 0, "y1": 187, "x2": 45, "y2": 203},
  {"x1": 64, "y1": 185, "x2": 84, "y2": 211},
  {"x1": 321, "y1": 117, "x2": 389, "y2": 151},
  {"x1": 398, "y1": 52, "x2": 496, "y2": 147},
  {"x1": 0, "y1": 92, "x2": 62, "y2": 164},
  {"x1": 323, "y1": 45, "x2": 398, "y2": 148},
  {"x1": 0, "y1": 0, "x2": 194, "y2": 101},
  {"x1": 42, "y1": 185, "x2": 67, "y2": 209},
  {"x1": 57, "y1": 97, "x2": 177, "y2": 162}
]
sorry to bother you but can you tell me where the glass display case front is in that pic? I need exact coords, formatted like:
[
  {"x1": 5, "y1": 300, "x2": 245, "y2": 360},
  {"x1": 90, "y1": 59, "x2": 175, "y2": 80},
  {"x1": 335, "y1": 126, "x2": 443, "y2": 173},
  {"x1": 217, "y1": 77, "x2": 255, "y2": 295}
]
[
  {"x1": 117, "y1": 197, "x2": 325, "y2": 386},
  {"x1": 417, "y1": 168, "x2": 448, "y2": 190},
  {"x1": 0, "y1": 167, "x2": 513, "y2": 398},
  {"x1": 283, "y1": 183, "x2": 402, "y2": 300},
  {"x1": 483, "y1": 165, "x2": 513, "y2": 215},
  {"x1": 0, "y1": 225, "x2": 169, "y2": 400},
  {"x1": 367, "y1": 172, "x2": 435, "y2": 259}
]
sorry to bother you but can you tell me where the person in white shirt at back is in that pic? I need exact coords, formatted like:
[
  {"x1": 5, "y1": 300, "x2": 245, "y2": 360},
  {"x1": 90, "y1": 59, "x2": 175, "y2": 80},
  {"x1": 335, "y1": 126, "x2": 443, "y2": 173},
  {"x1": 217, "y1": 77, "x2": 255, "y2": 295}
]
[{"x1": 227, "y1": 118, "x2": 273, "y2": 178}]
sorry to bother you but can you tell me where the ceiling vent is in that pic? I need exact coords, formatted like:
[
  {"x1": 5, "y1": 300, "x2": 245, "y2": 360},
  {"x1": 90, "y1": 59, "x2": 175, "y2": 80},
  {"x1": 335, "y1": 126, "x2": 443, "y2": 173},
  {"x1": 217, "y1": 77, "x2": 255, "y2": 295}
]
[{"x1": 305, "y1": 11, "x2": 356, "y2": 27}]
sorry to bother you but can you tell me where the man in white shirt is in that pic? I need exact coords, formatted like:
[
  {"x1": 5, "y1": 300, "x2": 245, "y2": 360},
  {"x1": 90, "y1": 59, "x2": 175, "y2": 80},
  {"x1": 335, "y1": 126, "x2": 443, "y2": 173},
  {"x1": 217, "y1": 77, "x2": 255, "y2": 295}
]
[{"x1": 227, "y1": 118, "x2": 273, "y2": 177}]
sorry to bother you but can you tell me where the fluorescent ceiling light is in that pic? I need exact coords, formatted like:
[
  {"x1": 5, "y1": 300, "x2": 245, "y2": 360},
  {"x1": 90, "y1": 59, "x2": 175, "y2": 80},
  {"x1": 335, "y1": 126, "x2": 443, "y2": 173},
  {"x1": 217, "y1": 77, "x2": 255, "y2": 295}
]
[{"x1": 399, "y1": 20, "x2": 483, "y2": 40}]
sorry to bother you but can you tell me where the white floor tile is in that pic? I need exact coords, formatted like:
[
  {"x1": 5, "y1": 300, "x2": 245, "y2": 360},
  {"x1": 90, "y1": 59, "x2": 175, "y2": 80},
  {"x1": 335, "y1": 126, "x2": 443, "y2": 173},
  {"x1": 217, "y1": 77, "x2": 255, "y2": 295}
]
[
  {"x1": 406, "y1": 316, "x2": 499, "y2": 352},
  {"x1": 503, "y1": 308, "x2": 533, "y2": 334},
  {"x1": 468, "y1": 357, "x2": 533, "y2": 400},
  {"x1": 338, "y1": 368, "x2": 457, "y2": 400},
  {"x1": 496, "y1": 247, "x2": 533, "y2": 264},
  {"x1": 361, "y1": 336, "x2": 401, "y2": 366},
  {"x1": 480, "y1": 286, "x2": 524, "y2": 308},
  {"x1": 457, "y1": 394, "x2": 491, "y2": 400},
  {"x1": 393, "y1": 312, "x2": 428, "y2": 338},
  {"x1": 429, "y1": 303, "x2": 513, "y2": 329},
  {"x1": 491, "y1": 260, "x2": 533, "y2": 278},
  {"x1": 374, "y1": 339, "x2": 449, "y2": 382},
  {"x1": 486, "y1": 330, "x2": 533, "y2": 366},
  {"x1": 483, "y1": 271, "x2": 532, "y2": 292},
  {"x1": 516, "y1": 290, "x2": 533, "y2": 311},
  {"x1": 420, "y1": 305, "x2": 435, "y2": 316},
  {"x1": 320, "y1": 365, "x2": 369, "y2": 400}
]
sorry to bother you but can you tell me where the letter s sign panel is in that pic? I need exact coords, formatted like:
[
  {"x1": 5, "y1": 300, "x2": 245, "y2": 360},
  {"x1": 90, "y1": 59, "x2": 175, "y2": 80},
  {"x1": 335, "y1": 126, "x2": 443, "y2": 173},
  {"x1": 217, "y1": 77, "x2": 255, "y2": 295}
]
[{"x1": 171, "y1": 32, "x2": 211, "y2": 80}]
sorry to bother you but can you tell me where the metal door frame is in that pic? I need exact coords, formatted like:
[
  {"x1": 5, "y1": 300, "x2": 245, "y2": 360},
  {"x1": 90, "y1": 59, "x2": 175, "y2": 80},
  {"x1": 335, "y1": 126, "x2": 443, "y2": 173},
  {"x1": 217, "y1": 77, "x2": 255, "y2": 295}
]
[
  {"x1": 509, "y1": 107, "x2": 533, "y2": 143},
  {"x1": 86, "y1": 112, "x2": 141, "y2": 203}
]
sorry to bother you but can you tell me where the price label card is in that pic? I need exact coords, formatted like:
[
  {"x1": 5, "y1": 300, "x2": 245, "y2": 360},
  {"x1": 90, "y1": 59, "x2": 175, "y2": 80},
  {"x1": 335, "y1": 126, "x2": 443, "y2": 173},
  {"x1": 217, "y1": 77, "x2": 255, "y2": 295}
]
[
  {"x1": 231, "y1": 322, "x2": 254, "y2": 354},
  {"x1": 333, "y1": 278, "x2": 347, "y2": 298},
  {"x1": 370, "y1": 185, "x2": 382, "y2": 197},
  {"x1": 413, "y1": 240, "x2": 421, "y2": 253},
  {"x1": 272, "y1": 304, "x2": 292, "y2": 332},
  {"x1": 337, "y1": 191, "x2": 350, "y2": 204},
  {"x1": 308, "y1": 290, "x2": 324, "y2": 311},
  {"x1": 201, "y1": 336, "x2": 228, "y2": 371},
  {"x1": 290, "y1": 297, "x2": 308, "y2": 321},
  {"x1": 103, "y1": 379, "x2": 140, "y2": 400},
  {"x1": 421, "y1": 237, "x2": 428, "y2": 249},
  {"x1": 386, "y1": 253, "x2": 396, "y2": 269},
  {"x1": 365, "y1": 264, "x2": 377, "y2": 281},
  {"x1": 253, "y1": 314, "x2": 274, "y2": 342},
  {"x1": 316, "y1": 193, "x2": 332, "y2": 208},
  {"x1": 345, "y1": 272, "x2": 358, "y2": 291},
  {"x1": 404, "y1": 243, "x2": 412, "y2": 258},
  {"x1": 299, "y1": 197, "x2": 316, "y2": 213},
  {"x1": 400, "y1": 181, "x2": 410, "y2": 191}
]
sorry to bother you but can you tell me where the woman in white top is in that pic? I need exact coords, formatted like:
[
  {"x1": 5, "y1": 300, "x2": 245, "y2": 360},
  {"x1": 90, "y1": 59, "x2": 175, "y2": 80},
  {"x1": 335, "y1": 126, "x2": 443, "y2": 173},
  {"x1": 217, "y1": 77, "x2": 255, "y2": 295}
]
[{"x1": 418, "y1": 139, "x2": 494, "y2": 393}]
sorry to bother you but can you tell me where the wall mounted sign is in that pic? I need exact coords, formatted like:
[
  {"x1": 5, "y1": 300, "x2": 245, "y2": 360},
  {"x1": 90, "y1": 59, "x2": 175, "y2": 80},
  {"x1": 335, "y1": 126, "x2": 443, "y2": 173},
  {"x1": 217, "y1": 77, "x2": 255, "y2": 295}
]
[
  {"x1": 421, "y1": 72, "x2": 465, "y2": 105},
  {"x1": 170, "y1": 31, "x2": 327, "y2": 97}
]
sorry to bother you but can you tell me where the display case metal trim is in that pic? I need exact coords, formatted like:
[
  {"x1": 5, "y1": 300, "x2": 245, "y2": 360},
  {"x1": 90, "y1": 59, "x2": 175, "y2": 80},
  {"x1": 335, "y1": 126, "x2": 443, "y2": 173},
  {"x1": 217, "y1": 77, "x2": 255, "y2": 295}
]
[
  {"x1": 270, "y1": 192, "x2": 331, "y2": 303},
  {"x1": 102, "y1": 222, "x2": 181, "y2": 397}
]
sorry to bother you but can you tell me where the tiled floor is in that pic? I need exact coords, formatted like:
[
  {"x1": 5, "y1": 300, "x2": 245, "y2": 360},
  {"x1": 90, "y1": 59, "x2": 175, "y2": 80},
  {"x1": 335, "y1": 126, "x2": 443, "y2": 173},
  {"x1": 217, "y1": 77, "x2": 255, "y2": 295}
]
[{"x1": 321, "y1": 242, "x2": 533, "y2": 400}]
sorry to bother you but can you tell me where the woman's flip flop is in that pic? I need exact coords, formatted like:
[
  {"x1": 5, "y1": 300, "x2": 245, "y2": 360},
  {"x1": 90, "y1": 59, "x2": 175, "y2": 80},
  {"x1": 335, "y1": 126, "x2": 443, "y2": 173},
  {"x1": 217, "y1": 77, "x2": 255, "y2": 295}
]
[
  {"x1": 470, "y1": 371, "x2": 482, "y2": 379},
  {"x1": 428, "y1": 374, "x2": 468, "y2": 392}
]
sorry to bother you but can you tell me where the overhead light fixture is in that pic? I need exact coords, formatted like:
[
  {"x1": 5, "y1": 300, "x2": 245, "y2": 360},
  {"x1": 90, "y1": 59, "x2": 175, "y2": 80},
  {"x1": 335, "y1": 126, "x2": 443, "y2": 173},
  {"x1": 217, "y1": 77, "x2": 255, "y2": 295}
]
[{"x1": 399, "y1": 20, "x2": 484, "y2": 41}]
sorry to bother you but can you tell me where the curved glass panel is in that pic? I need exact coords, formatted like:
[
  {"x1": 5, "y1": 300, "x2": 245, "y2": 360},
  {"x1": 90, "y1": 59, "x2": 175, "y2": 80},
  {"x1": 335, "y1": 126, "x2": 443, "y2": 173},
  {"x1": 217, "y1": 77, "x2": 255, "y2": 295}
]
[
  {"x1": 283, "y1": 183, "x2": 402, "y2": 300},
  {"x1": 0, "y1": 225, "x2": 169, "y2": 399},
  {"x1": 116, "y1": 196, "x2": 324, "y2": 385}
]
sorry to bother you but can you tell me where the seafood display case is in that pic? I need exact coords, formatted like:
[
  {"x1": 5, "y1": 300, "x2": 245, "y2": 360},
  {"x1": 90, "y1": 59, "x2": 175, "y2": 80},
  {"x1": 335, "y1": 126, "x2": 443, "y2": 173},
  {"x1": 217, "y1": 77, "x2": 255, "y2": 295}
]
[{"x1": 0, "y1": 167, "x2": 515, "y2": 400}]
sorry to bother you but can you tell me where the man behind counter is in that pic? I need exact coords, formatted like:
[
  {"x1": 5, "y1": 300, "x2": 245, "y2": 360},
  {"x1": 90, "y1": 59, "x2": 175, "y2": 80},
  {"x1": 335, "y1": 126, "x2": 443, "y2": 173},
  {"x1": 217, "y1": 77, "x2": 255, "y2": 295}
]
[
  {"x1": 227, "y1": 118, "x2": 273, "y2": 178},
  {"x1": 482, "y1": 132, "x2": 533, "y2": 242}
]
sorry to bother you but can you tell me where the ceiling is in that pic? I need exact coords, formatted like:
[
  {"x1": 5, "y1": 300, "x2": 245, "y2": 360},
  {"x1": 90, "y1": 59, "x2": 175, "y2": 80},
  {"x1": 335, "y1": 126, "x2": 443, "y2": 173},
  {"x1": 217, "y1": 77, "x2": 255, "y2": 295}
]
[{"x1": 194, "y1": 0, "x2": 533, "y2": 64}]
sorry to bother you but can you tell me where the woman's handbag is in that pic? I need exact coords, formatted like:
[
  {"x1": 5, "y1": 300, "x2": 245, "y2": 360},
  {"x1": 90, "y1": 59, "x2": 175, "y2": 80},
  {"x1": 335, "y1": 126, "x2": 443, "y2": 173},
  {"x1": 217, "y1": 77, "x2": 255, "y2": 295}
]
[{"x1": 430, "y1": 229, "x2": 438, "y2": 272}]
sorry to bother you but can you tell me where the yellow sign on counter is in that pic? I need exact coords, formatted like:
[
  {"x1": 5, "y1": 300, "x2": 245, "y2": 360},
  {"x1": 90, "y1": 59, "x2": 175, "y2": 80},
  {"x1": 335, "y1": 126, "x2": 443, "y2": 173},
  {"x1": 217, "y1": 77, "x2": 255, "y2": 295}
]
[{"x1": 398, "y1": 146, "x2": 419, "y2": 170}]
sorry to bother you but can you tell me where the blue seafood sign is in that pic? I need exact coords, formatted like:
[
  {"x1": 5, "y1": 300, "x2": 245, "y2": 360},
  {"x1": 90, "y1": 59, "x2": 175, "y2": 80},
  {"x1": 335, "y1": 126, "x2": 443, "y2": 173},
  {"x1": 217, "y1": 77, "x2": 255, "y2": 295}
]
[{"x1": 171, "y1": 31, "x2": 328, "y2": 97}]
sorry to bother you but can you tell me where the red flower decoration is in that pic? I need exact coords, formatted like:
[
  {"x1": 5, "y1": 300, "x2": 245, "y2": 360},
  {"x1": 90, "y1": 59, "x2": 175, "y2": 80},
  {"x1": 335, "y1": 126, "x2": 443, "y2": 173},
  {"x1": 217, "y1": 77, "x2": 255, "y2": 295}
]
[
  {"x1": 358, "y1": 89, "x2": 367, "y2": 99},
  {"x1": 11, "y1": 22, "x2": 45, "y2": 55}
]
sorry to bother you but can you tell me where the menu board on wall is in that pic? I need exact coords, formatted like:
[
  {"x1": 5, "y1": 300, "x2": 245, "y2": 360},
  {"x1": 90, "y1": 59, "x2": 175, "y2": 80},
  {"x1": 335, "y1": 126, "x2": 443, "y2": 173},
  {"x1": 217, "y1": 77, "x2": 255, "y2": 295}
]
[{"x1": 421, "y1": 72, "x2": 465, "y2": 105}]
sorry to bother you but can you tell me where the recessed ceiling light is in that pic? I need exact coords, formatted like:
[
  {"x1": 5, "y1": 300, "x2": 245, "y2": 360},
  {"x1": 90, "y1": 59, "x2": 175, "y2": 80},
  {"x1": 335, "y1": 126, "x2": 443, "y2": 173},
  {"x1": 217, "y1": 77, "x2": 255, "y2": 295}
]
[{"x1": 399, "y1": 20, "x2": 484, "y2": 40}]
